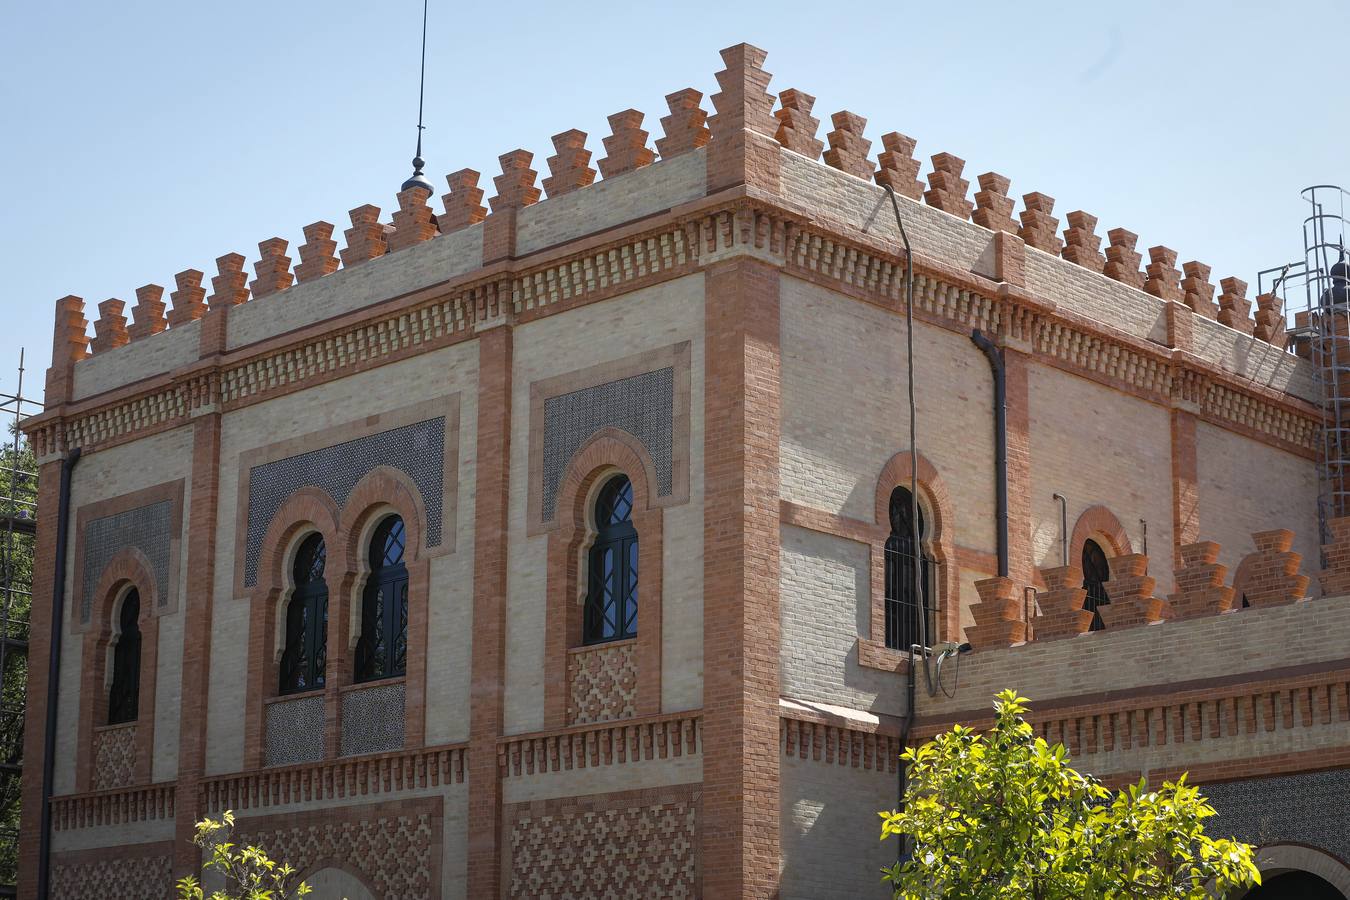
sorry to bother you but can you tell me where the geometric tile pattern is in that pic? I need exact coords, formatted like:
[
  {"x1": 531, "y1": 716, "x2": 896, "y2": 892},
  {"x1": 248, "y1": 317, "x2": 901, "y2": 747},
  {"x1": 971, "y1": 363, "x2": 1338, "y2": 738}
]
[
  {"x1": 243, "y1": 417, "x2": 445, "y2": 586},
  {"x1": 241, "y1": 807, "x2": 437, "y2": 898},
  {"x1": 264, "y1": 693, "x2": 325, "y2": 767},
  {"x1": 542, "y1": 367, "x2": 674, "y2": 521},
  {"x1": 507, "y1": 791, "x2": 698, "y2": 899},
  {"x1": 80, "y1": 499, "x2": 172, "y2": 622},
  {"x1": 50, "y1": 852, "x2": 172, "y2": 899},
  {"x1": 340, "y1": 680, "x2": 406, "y2": 757},
  {"x1": 92, "y1": 723, "x2": 137, "y2": 791},
  {"x1": 1203, "y1": 767, "x2": 1350, "y2": 864},
  {"x1": 567, "y1": 642, "x2": 637, "y2": 726}
]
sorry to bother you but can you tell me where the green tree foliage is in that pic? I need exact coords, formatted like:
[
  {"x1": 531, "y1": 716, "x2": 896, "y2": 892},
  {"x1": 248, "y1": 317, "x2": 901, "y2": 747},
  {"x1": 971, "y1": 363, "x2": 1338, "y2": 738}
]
[
  {"x1": 0, "y1": 422, "x2": 36, "y2": 886},
  {"x1": 879, "y1": 690, "x2": 1262, "y2": 899},
  {"x1": 176, "y1": 811, "x2": 313, "y2": 900}
]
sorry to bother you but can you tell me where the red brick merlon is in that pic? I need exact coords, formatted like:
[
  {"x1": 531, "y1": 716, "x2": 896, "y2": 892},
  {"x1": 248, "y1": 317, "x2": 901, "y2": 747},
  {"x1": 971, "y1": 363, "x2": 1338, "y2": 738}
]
[
  {"x1": 208, "y1": 253, "x2": 249, "y2": 310},
  {"x1": 90, "y1": 299, "x2": 129, "y2": 354},
  {"x1": 967, "y1": 576, "x2": 1026, "y2": 650},
  {"x1": 127, "y1": 284, "x2": 167, "y2": 341},
  {"x1": 1062, "y1": 210, "x2": 1105, "y2": 273},
  {"x1": 1033, "y1": 564, "x2": 1093, "y2": 640},
  {"x1": 874, "y1": 132, "x2": 923, "y2": 200},
  {"x1": 1019, "y1": 192, "x2": 1063, "y2": 255},
  {"x1": 1242, "y1": 529, "x2": 1310, "y2": 607},
  {"x1": 1169, "y1": 540, "x2": 1236, "y2": 619},
  {"x1": 823, "y1": 111, "x2": 873, "y2": 181},
  {"x1": 1100, "y1": 553, "x2": 1169, "y2": 628},
  {"x1": 542, "y1": 130, "x2": 595, "y2": 198},
  {"x1": 167, "y1": 270, "x2": 207, "y2": 326},
  {"x1": 1218, "y1": 276, "x2": 1255, "y2": 335},
  {"x1": 1143, "y1": 245, "x2": 1183, "y2": 303},
  {"x1": 388, "y1": 187, "x2": 438, "y2": 253},
  {"x1": 656, "y1": 88, "x2": 709, "y2": 159},
  {"x1": 248, "y1": 238, "x2": 292, "y2": 299},
  {"x1": 598, "y1": 110, "x2": 656, "y2": 179},
  {"x1": 1181, "y1": 261, "x2": 1217, "y2": 319},
  {"x1": 971, "y1": 173, "x2": 1016, "y2": 235},
  {"x1": 924, "y1": 152, "x2": 973, "y2": 220},
  {"x1": 440, "y1": 170, "x2": 487, "y2": 233},
  {"x1": 340, "y1": 205, "x2": 387, "y2": 267},
  {"x1": 1320, "y1": 516, "x2": 1350, "y2": 597},
  {"x1": 773, "y1": 89, "x2": 823, "y2": 160},
  {"x1": 295, "y1": 221, "x2": 340, "y2": 283}
]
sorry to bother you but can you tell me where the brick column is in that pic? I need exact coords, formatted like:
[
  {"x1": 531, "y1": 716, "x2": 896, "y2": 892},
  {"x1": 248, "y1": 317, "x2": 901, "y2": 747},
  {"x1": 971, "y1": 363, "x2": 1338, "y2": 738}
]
[
  {"x1": 1171, "y1": 409, "x2": 1199, "y2": 570},
  {"x1": 702, "y1": 257, "x2": 782, "y2": 897},
  {"x1": 465, "y1": 323, "x2": 512, "y2": 897},
  {"x1": 173, "y1": 304, "x2": 230, "y2": 881},
  {"x1": 17, "y1": 458, "x2": 62, "y2": 900}
]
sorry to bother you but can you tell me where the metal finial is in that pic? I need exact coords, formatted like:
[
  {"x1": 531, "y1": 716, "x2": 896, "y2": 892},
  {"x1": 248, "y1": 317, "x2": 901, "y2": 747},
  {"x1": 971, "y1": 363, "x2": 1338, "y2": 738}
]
[{"x1": 401, "y1": 0, "x2": 434, "y2": 195}]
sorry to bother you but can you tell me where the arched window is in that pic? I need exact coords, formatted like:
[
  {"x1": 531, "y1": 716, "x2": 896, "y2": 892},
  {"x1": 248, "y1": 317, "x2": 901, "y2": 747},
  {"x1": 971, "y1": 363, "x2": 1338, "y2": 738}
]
[
  {"x1": 107, "y1": 589, "x2": 141, "y2": 724},
  {"x1": 355, "y1": 516, "x2": 409, "y2": 682},
  {"x1": 1081, "y1": 539, "x2": 1111, "y2": 631},
  {"x1": 584, "y1": 475, "x2": 638, "y2": 644},
  {"x1": 885, "y1": 486, "x2": 934, "y2": 651},
  {"x1": 279, "y1": 533, "x2": 328, "y2": 694}
]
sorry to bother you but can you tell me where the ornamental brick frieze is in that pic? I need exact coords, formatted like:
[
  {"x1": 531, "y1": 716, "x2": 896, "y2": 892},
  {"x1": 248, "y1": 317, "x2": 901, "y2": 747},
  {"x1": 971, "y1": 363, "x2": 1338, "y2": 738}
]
[
  {"x1": 779, "y1": 715, "x2": 903, "y2": 773},
  {"x1": 498, "y1": 712, "x2": 701, "y2": 779}
]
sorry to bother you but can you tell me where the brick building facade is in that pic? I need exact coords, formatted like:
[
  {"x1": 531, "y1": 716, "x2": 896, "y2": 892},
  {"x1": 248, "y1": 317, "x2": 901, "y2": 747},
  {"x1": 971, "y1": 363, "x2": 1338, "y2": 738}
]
[{"x1": 17, "y1": 42, "x2": 1350, "y2": 898}]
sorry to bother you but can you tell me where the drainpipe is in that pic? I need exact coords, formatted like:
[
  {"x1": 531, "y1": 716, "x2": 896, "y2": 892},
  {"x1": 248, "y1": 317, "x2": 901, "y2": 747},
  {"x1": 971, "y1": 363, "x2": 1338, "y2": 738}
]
[
  {"x1": 969, "y1": 331, "x2": 1009, "y2": 578},
  {"x1": 37, "y1": 446, "x2": 80, "y2": 900},
  {"x1": 1052, "y1": 493, "x2": 1069, "y2": 566}
]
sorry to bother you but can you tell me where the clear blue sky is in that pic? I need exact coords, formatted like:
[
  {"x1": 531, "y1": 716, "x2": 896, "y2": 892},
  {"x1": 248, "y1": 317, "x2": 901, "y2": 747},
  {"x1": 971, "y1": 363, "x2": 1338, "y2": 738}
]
[{"x1": 3, "y1": 1, "x2": 1347, "y2": 401}]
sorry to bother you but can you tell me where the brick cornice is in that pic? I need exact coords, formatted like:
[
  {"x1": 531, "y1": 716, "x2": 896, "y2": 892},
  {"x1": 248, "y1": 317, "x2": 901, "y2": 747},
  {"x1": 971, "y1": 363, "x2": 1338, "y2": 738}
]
[{"x1": 24, "y1": 193, "x2": 1319, "y2": 462}]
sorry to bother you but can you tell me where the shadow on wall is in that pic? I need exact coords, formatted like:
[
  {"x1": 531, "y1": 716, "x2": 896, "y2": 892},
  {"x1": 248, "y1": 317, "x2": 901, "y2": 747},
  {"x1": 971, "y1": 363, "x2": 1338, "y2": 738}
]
[{"x1": 303, "y1": 866, "x2": 376, "y2": 900}]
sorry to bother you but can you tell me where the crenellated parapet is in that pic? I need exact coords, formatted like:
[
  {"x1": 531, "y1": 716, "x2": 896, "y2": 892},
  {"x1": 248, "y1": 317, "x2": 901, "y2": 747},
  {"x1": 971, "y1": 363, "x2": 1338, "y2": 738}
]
[
  {"x1": 656, "y1": 88, "x2": 709, "y2": 158},
  {"x1": 822, "y1": 111, "x2": 872, "y2": 180},
  {"x1": 542, "y1": 130, "x2": 596, "y2": 198},
  {"x1": 90, "y1": 300, "x2": 129, "y2": 353},
  {"x1": 387, "y1": 188, "x2": 438, "y2": 252},
  {"x1": 295, "y1": 222, "x2": 340, "y2": 283},
  {"x1": 924, "y1": 153, "x2": 973, "y2": 220},
  {"x1": 127, "y1": 285, "x2": 167, "y2": 341},
  {"x1": 1218, "y1": 277, "x2": 1254, "y2": 335},
  {"x1": 1100, "y1": 554, "x2": 1169, "y2": 628},
  {"x1": 1018, "y1": 192, "x2": 1062, "y2": 254},
  {"x1": 1143, "y1": 246, "x2": 1182, "y2": 303},
  {"x1": 167, "y1": 270, "x2": 206, "y2": 326},
  {"x1": 1061, "y1": 211, "x2": 1105, "y2": 272},
  {"x1": 971, "y1": 174, "x2": 1016, "y2": 235},
  {"x1": 598, "y1": 110, "x2": 656, "y2": 178},
  {"x1": 874, "y1": 132, "x2": 923, "y2": 200},
  {"x1": 773, "y1": 89, "x2": 823, "y2": 159},
  {"x1": 249, "y1": 238, "x2": 292, "y2": 298}
]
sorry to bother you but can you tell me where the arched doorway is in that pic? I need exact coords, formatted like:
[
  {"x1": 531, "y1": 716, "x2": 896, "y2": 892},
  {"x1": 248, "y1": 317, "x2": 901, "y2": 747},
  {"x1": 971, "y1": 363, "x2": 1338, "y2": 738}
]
[
  {"x1": 303, "y1": 866, "x2": 376, "y2": 900},
  {"x1": 1243, "y1": 870, "x2": 1346, "y2": 899}
]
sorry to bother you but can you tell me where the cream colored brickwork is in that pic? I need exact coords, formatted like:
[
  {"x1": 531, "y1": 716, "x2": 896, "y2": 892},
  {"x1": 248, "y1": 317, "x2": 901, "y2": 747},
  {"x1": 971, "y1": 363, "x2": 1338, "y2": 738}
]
[
  {"x1": 780, "y1": 525, "x2": 904, "y2": 716},
  {"x1": 1196, "y1": 420, "x2": 1319, "y2": 584},
  {"x1": 206, "y1": 341, "x2": 478, "y2": 774},
  {"x1": 779, "y1": 754, "x2": 896, "y2": 900},
  {"x1": 779, "y1": 274, "x2": 996, "y2": 547},
  {"x1": 1028, "y1": 363, "x2": 1173, "y2": 584},
  {"x1": 72, "y1": 321, "x2": 200, "y2": 402},
  {"x1": 152, "y1": 603, "x2": 183, "y2": 781},
  {"x1": 501, "y1": 753, "x2": 702, "y2": 804},
  {"x1": 515, "y1": 150, "x2": 706, "y2": 257},
  {"x1": 226, "y1": 226, "x2": 483, "y2": 351},
  {"x1": 50, "y1": 816, "x2": 175, "y2": 853},
  {"x1": 503, "y1": 275, "x2": 705, "y2": 737}
]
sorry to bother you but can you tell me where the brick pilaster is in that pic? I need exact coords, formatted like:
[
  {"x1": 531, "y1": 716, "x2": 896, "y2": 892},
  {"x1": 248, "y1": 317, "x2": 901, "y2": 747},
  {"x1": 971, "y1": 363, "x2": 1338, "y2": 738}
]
[
  {"x1": 706, "y1": 42, "x2": 780, "y2": 194},
  {"x1": 702, "y1": 258, "x2": 781, "y2": 897},
  {"x1": 1003, "y1": 347, "x2": 1034, "y2": 587},
  {"x1": 16, "y1": 459, "x2": 62, "y2": 900},
  {"x1": 1171, "y1": 409, "x2": 1199, "y2": 569},
  {"x1": 465, "y1": 324, "x2": 513, "y2": 897}
]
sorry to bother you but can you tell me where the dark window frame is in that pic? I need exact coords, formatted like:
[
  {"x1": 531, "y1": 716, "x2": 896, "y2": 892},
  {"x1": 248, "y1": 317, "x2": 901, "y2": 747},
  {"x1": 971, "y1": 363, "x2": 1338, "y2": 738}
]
[
  {"x1": 279, "y1": 532, "x2": 329, "y2": 695},
  {"x1": 583, "y1": 475, "x2": 639, "y2": 645},
  {"x1": 1081, "y1": 538, "x2": 1111, "y2": 631},
  {"x1": 107, "y1": 588, "x2": 141, "y2": 724},
  {"x1": 884, "y1": 486, "x2": 936, "y2": 651},
  {"x1": 354, "y1": 515, "x2": 410, "y2": 683}
]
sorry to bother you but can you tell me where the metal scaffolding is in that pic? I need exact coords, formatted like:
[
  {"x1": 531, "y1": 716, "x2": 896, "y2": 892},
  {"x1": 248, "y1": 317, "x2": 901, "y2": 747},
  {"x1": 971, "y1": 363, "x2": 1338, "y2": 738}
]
[
  {"x1": 0, "y1": 351, "x2": 40, "y2": 895},
  {"x1": 1264, "y1": 185, "x2": 1350, "y2": 552}
]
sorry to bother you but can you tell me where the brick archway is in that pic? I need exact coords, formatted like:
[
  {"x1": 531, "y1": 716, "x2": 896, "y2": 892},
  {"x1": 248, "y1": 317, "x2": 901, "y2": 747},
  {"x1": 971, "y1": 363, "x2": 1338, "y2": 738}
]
[{"x1": 1069, "y1": 504, "x2": 1132, "y2": 565}]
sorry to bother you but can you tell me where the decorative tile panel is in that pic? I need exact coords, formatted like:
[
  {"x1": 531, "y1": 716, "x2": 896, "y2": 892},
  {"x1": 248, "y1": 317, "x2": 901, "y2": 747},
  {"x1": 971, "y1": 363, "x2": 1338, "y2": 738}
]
[
  {"x1": 239, "y1": 799, "x2": 440, "y2": 899},
  {"x1": 243, "y1": 417, "x2": 445, "y2": 586},
  {"x1": 92, "y1": 723, "x2": 137, "y2": 790},
  {"x1": 340, "y1": 680, "x2": 406, "y2": 757},
  {"x1": 567, "y1": 642, "x2": 638, "y2": 725},
  {"x1": 1204, "y1": 768, "x2": 1350, "y2": 864},
  {"x1": 506, "y1": 787, "x2": 699, "y2": 899},
  {"x1": 80, "y1": 500, "x2": 172, "y2": 622},
  {"x1": 542, "y1": 368, "x2": 674, "y2": 521},
  {"x1": 264, "y1": 693, "x2": 325, "y2": 767},
  {"x1": 51, "y1": 851, "x2": 172, "y2": 899}
]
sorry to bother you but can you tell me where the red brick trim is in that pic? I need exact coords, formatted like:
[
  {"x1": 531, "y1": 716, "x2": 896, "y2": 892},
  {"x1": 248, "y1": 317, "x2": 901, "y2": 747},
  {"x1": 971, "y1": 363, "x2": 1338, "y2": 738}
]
[
  {"x1": 74, "y1": 551, "x2": 159, "y2": 793},
  {"x1": 1069, "y1": 504, "x2": 1133, "y2": 566},
  {"x1": 544, "y1": 431, "x2": 664, "y2": 729},
  {"x1": 70, "y1": 478, "x2": 185, "y2": 632},
  {"x1": 701, "y1": 256, "x2": 781, "y2": 897},
  {"x1": 466, "y1": 324, "x2": 512, "y2": 899},
  {"x1": 780, "y1": 716, "x2": 903, "y2": 773},
  {"x1": 51, "y1": 782, "x2": 176, "y2": 831},
  {"x1": 498, "y1": 711, "x2": 701, "y2": 777},
  {"x1": 1149, "y1": 746, "x2": 1350, "y2": 788},
  {"x1": 527, "y1": 342, "x2": 691, "y2": 534},
  {"x1": 231, "y1": 396, "x2": 460, "y2": 598}
]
